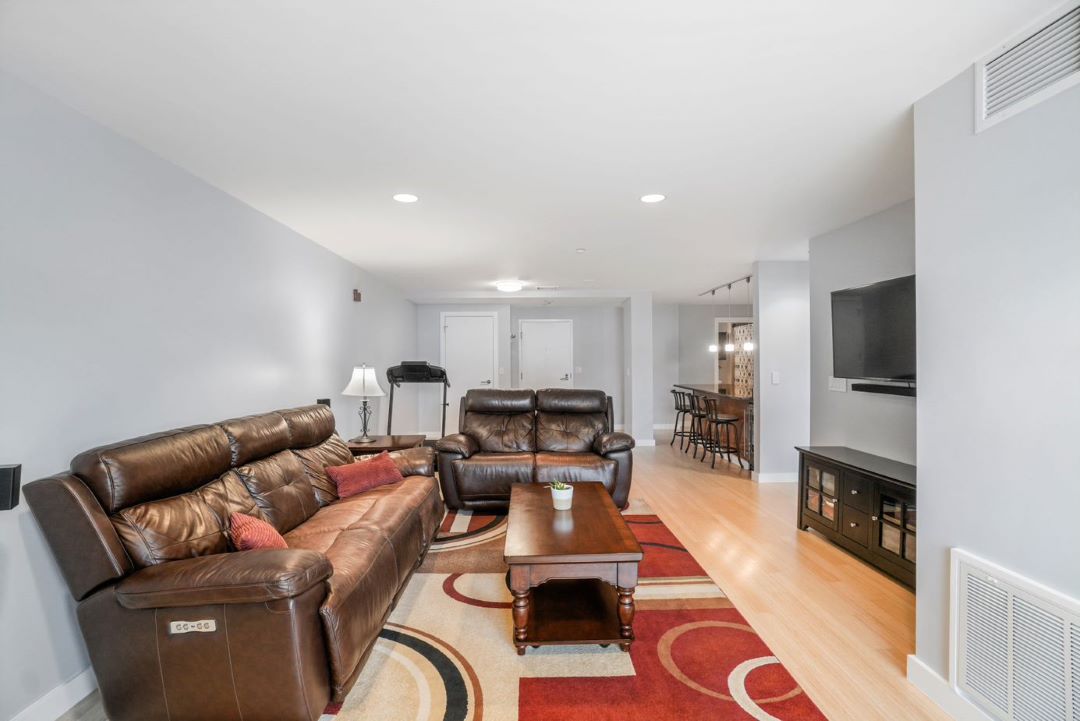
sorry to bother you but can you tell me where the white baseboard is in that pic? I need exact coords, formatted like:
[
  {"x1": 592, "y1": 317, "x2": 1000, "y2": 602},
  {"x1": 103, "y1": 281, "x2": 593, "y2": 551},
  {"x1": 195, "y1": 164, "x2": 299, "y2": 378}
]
[
  {"x1": 653, "y1": 423, "x2": 675, "y2": 431},
  {"x1": 752, "y1": 471, "x2": 797, "y2": 483},
  {"x1": 12, "y1": 667, "x2": 97, "y2": 721},
  {"x1": 635, "y1": 438, "x2": 656, "y2": 447},
  {"x1": 906, "y1": 654, "x2": 991, "y2": 721}
]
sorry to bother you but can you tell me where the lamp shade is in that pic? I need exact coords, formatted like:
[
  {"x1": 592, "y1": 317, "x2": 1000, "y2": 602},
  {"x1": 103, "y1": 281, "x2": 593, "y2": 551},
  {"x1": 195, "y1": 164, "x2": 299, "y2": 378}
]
[{"x1": 341, "y1": 365, "x2": 385, "y2": 398}]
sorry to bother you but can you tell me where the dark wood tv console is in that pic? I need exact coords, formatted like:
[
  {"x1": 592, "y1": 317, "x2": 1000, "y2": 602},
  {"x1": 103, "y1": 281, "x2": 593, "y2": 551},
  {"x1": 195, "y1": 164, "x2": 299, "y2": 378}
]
[{"x1": 796, "y1": 446, "x2": 916, "y2": 588}]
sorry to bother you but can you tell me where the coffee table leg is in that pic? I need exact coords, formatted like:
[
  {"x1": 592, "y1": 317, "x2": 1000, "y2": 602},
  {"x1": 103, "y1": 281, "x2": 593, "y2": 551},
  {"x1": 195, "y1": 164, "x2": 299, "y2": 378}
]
[
  {"x1": 617, "y1": 586, "x2": 636, "y2": 651},
  {"x1": 512, "y1": 589, "x2": 530, "y2": 655}
]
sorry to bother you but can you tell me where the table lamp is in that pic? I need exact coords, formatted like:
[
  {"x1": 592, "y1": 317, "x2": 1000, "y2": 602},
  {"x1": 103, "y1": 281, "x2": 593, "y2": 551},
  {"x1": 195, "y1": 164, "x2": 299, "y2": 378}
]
[{"x1": 341, "y1": 364, "x2": 385, "y2": 443}]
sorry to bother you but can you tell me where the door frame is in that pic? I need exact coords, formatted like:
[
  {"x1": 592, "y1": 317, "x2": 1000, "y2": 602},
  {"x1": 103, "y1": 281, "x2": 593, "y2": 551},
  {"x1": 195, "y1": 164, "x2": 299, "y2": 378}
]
[
  {"x1": 440, "y1": 311, "x2": 500, "y2": 389},
  {"x1": 713, "y1": 316, "x2": 754, "y2": 388},
  {"x1": 518, "y1": 318, "x2": 574, "y2": 388}
]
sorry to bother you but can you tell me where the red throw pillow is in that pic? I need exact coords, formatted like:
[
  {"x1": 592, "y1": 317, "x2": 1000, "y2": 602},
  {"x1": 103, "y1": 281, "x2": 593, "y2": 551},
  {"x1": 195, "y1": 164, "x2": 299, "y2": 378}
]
[
  {"x1": 327, "y1": 452, "x2": 404, "y2": 498},
  {"x1": 230, "y1": 513, "x2": 288, "y2": 551}
]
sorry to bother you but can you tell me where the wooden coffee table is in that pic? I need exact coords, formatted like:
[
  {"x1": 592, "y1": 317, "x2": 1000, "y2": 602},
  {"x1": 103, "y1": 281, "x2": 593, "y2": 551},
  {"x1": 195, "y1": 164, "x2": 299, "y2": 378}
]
[{"x1": 503, "y1": 483, "x2": 643, "y2": 655}]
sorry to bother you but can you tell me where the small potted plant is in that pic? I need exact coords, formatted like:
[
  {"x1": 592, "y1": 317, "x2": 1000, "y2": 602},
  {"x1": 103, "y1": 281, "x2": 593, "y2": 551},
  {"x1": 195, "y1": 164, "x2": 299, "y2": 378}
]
[{"x1": 549, "y1": 481, "x2": 574, "y2": 510}]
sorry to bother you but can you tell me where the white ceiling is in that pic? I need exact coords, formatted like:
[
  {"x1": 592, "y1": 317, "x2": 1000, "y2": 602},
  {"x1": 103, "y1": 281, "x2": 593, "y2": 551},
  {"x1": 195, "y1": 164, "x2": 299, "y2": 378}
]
[{"x1": 0, "y1": 1, "x2": 1058, "y2": 302}]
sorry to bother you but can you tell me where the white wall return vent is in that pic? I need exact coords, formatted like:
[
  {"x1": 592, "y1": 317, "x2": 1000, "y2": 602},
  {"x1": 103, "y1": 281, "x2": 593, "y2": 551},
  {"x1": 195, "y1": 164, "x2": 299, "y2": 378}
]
[
  {"x1": 975, "y1": 0, "x2": 1080, "y2": 132},
  {"x1": 950, "y1": 548, "x2": 1079, "y2": 720}
]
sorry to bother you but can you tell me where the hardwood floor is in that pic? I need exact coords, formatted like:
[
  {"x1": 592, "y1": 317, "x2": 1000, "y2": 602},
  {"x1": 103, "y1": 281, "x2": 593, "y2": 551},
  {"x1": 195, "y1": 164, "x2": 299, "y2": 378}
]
[
  {"x1": 62, "y1": 434, "x2": 949, "y2": 721},
  {"x1": 633, "y1": 433, "x2": 950, "y2": 720}
]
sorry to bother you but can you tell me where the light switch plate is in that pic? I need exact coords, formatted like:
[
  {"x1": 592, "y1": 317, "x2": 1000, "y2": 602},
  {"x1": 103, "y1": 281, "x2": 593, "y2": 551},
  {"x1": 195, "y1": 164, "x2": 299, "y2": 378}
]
[
  {"x1": 771, "y1": 371, "x2": 781, "y2": 385},
  {"x1": 828, "y1": 377, "x2": 847, "y2": 392}
]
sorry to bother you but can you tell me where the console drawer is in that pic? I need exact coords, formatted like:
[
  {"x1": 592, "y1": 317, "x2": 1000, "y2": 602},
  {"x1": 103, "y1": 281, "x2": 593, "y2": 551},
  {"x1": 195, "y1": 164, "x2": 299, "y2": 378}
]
[
  {"x1": 841, "y1": 506, "x2": 869, "y2": 547},
  {"x1": 842, "y1": 471, "x2": 872, "y2": 513}
]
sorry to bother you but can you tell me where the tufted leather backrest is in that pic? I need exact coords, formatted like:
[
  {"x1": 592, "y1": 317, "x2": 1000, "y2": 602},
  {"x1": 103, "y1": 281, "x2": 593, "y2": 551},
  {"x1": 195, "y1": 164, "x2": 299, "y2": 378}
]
[
  {"x1": 70, "y1": 405, "x2": 342, "y2": 569},
  {"x1": 460, "y1": 389, "x2": 536, "y2": 452},
  {"x1": 535, "y1": 389, "x2": 611, "y2": 452}
]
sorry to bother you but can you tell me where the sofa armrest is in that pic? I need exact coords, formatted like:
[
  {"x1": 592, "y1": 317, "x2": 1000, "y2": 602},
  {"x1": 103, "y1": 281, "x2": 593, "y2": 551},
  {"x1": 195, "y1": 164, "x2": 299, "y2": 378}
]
[
  {"x1": 390, "y1": 446, "x2": 436, "y2": 477},
  {"x1": 435, "y1": 433, "x2": 479, "y2": 458},
  {"x1": 594, "y1": 432, "x2": 635, "y2": 456},
  {"x1": 116, "y1": 549, "x2": 331, "y2": 609}
]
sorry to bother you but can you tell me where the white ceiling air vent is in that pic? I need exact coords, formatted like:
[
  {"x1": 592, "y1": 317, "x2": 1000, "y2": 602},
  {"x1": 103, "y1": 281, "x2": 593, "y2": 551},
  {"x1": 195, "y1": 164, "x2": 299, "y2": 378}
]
[
  {"x1": 950, "y1": 548, "x2": 1079, "y2": 720},
  {"x1": 975, "y1": 0, "x2": 1080, "y2": 132}
]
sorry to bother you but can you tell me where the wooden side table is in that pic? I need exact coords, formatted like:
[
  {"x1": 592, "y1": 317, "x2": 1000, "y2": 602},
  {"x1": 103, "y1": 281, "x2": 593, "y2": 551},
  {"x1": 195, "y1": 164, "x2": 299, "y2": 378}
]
[{"x1": 346, "y1": 434, "x2": 426, "y2": 456}]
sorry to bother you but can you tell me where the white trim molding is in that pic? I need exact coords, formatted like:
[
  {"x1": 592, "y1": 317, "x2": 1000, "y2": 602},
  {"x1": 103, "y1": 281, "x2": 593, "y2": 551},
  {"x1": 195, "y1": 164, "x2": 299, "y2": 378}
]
[
  {"x1": 907, "y1": 655, "x2": 993, "y2": 721},
  {"x1": 12, "y1": 667, "x2": 97, "y2": 721},
  {"x1": 752, "y1": 471, "x2": 797, "y2": 483},
  {"x1": 635, "y1": 438, "x2": 657, "y2": 447}
]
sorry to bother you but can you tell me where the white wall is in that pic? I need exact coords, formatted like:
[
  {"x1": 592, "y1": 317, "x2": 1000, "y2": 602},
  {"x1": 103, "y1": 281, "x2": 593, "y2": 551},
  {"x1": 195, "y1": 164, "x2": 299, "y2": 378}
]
[
  {"x1": 622, "y1": 293, "x2": 655, "y2": 443},
  {"x1": 652, "y1": 302, "x2": 679, "y2": 426},
  {"x1": 809, "y1": 200, "x2": 916, "y2": 464},
  {"x1": 0, "y1": 72, "x2": 418, "y2": 721},
  {"x1": 912, "y1": 65, "x2": 1080, "y2": 689},
  {"x1": 752, "y1": 262, "x2": 811, "y2": 481}
]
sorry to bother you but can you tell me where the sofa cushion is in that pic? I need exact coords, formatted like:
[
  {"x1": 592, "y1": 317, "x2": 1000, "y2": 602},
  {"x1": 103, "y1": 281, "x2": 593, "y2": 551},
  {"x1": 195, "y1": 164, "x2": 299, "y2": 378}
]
[
  {"x1": 72, "y1": 425, "x2": 233, "y2": 514},
  {"x1": 463, "y1": 388, "x2": 535, "y2": 414},
  {"x1": 292, "y1": 433, "x2": 354, "y2": 505},
  {"x1": 236, "y1": 451, "x2": 319, "y2": 534},
  {"x1": 534, "y1": 452, "x2": 617, "y2": 493},
  {"x1": 112, "y1": 471, "x2": 263, "y2": 568},
  {"x1": 536, "y1": 388, "x2": 608, "y2": 414},
  {"x1": 285, "y1": 475, "x2": 441, "y2": 586},
  {"x1": 462, "y1": 413, "x2": 536, "y2": 452},
  {"x1": 219, "y1": 412, "x2": 293, "y2": 467},
  {"x1": 327, "y1": 453, "x2": 403, "y2": 498},
  {"x1": 287, "y1": 523, "x2": 398, "y2": 693},
  {"x1": 536, "y1": 412, "x2": 608, "y2": 452},
  {"x1": 451, "y1": 452, "x2": 534, "y2": 499}
]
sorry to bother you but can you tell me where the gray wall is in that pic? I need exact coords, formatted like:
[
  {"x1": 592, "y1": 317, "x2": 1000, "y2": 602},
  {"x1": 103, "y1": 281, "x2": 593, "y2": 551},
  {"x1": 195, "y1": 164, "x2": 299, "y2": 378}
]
[
  {"x1": 677, "y1": 303, "x2": 753, "y2": 385},
  {"x1": 913, "y1": 68, "x2": 1080, "y2": 681},
  {"x1": 0, "y1": 73, "x2": 418, "y2": 720},
  {"x1": 809, "y1": 200, "x2": 916, "y2": 464},
  {"x1": 652, "y1": 302, "x2": 679, "y2": 425},
  {"x1": 414, "y1": 302, "x2": 626, "y2": 432},
  {"x1": 509, "y1": 305, "x2": 625, "y2": 426},
  {"x1": 753, "y1": 262, "x2": 811, "y2": 481}
]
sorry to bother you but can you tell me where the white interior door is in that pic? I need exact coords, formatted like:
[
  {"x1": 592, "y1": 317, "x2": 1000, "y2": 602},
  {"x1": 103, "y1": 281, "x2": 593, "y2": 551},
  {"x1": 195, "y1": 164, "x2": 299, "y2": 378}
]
[
  {"x1": 441, "y1": 313, "x2": 497, "y2": 434},
  {"x1": 519, "y1": 319, "x2": 573, "y2": 390}
]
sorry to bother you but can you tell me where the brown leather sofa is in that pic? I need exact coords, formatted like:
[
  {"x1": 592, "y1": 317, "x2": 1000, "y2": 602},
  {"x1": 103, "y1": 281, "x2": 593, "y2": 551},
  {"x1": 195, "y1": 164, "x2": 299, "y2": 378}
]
[
  {"x1": 24, "y1": 405, "x2": 443, "y2": 721},
  {"x1": 435, "y1": 388, "x2": 634, "y2": 510}
]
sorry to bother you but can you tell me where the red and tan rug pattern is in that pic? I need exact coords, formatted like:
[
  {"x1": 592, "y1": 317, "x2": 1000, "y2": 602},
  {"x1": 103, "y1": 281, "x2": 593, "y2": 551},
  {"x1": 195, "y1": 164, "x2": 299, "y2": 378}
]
[{"x1": 321, "y1": 499, "x2": 826, "y2": 721}]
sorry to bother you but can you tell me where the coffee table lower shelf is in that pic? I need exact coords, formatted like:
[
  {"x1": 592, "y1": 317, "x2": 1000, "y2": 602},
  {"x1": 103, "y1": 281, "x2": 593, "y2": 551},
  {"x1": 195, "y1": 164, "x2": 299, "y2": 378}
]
[{"x1": 514, "y1": 578, "x2": 631, "y2": 653}]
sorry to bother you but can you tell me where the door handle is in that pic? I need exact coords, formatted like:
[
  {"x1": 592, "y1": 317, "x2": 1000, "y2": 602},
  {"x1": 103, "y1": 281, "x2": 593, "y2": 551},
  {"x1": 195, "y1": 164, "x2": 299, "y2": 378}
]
[
  {"x1": 480, "y1": 379, "x2": 492, "y2": 385},
  {"x1": 560, "y1": 374, "x2": 570, "y2": 381}
]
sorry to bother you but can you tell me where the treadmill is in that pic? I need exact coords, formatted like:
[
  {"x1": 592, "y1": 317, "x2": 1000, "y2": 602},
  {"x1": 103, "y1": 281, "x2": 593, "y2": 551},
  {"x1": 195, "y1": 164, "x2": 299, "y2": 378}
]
[{"x1": 384, "y1": 361, "x2": 451, "y2": 437}]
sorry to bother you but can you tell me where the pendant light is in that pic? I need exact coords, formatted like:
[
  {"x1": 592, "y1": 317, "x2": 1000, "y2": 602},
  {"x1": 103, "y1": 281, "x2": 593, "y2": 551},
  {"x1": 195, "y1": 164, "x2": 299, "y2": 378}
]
[
  {"x1": 742, "y1": 277, "x2": 755, "y2": 352},
  {"x1": 707, "y1": 289, "x2": 719, "y2": 353},
  {"x1": 723, "y1": 283, "x2": 736, "y2": 353}
]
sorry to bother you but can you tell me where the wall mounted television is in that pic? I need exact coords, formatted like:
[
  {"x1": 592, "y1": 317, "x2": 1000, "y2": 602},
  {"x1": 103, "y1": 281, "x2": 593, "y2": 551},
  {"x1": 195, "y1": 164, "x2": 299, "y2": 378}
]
[{"x1": 831, "y1": 274, "x2": 916, "y2": 382}]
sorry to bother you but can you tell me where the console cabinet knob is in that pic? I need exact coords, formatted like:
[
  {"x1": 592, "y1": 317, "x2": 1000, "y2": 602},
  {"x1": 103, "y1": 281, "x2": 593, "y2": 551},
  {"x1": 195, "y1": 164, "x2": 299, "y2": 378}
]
[
  {"x1": 849, "y1": 521, "x2": 858, "y2": 528},
  {"x1": 850, "y1": 489, "x2": 859, "y2": 495}
]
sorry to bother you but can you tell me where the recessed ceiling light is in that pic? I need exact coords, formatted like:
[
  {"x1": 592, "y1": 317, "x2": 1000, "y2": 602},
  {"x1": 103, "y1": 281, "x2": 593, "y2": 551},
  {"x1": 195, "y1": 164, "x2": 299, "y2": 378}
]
[
  {"x1": 640, "y1": 194, "x2": 666, "y2": 204},
  {"x1": 495, "y1": 279, "x2": 524, "y2": 293},
  {"x1": 393, "y1": 193, "x2": 419, "y2": 203},
  {"x1": 575, "y1": 248, "x2": 587, "y2": 253}
]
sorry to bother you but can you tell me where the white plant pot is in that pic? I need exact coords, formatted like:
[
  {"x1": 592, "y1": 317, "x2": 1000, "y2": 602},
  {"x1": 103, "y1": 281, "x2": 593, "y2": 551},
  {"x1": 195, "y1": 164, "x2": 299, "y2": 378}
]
[{"x1": 551, "y1": 485, "x2": 574, "y2": 511}]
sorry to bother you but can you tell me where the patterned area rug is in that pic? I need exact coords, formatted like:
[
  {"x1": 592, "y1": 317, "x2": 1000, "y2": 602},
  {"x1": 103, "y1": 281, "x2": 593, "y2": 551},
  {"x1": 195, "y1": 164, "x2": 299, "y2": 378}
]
[{"x1": 321, "y1": 499, "x2": 826, "y2": 721}]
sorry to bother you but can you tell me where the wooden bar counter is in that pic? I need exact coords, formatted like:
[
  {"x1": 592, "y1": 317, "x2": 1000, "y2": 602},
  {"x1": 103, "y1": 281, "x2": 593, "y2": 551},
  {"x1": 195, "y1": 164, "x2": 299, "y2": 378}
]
[{"x1": 673, "y1": 383, "x2": 754, "y2": 471}]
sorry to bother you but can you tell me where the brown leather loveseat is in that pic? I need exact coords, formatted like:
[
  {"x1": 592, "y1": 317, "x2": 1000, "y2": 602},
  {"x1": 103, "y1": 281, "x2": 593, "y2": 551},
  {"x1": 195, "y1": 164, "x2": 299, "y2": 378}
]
[
  {"x1": 435, "y1": 388, "x2": 634, "y2": 510},
  {"x1": 25, "y1": 405, "x2": 443, "y2": 721}
]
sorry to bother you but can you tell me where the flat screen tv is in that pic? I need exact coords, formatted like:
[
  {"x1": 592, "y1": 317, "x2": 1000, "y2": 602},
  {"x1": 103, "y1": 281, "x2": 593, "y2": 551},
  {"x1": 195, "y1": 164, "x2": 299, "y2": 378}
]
[{"x1": 831, "y1": 275, "x2": 915, "y2": 382}]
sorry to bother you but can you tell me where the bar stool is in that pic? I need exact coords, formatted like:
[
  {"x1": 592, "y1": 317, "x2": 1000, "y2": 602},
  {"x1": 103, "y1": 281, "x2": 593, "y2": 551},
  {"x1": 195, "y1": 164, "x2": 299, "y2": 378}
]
[
  {"x1": 702, "y1": 397, "x2": 745, "y2": 469},
  {"x1": 686, "y1": 394, "x2": 709, "y2": 458},
  {"x1": 670, "y1": 389, "x2": 694, "y2": 449}
]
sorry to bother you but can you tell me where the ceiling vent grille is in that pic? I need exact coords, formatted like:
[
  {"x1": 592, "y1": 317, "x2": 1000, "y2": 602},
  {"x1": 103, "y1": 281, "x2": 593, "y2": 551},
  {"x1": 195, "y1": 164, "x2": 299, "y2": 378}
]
[
  {"x1": 976, "y1": 1, "x2": 1080, "y2": 132},
  {"x1": 951, "y1": 549, "x2": 1079, "y2": 720}
]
